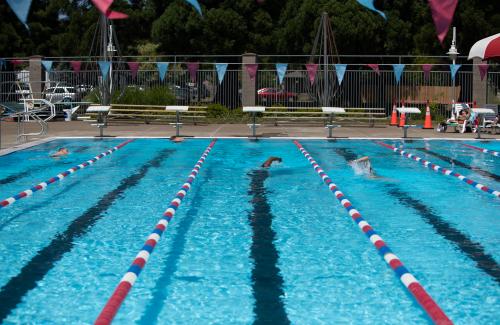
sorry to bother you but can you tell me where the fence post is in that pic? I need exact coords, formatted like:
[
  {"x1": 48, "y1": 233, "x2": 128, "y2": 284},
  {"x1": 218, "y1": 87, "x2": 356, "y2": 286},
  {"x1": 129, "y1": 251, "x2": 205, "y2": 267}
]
[
  {"x1": 29, "y1": 55, "x2": 44, "y2": 99},
  {"x1": 242, "y1": 53, "x2": 257, "y2": 106},
  {"x1": 472, "y1": 57, "x2": 487, "y2": 106}
]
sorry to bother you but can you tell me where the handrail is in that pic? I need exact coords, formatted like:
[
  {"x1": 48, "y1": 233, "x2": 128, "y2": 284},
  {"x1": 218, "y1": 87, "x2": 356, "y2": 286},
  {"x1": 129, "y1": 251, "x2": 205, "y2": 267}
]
[{"x1": 21, "y1": 98, "x2": 56, "y2": 122}]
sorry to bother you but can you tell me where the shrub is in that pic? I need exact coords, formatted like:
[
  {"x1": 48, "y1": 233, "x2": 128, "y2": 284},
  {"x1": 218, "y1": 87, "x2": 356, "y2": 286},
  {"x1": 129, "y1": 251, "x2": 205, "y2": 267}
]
[
  {"x1": 206, "y1": 103, "x2": 229, "y2": 118},
  {"x1": 84, "y1": 86, "x2": 175, "y2": 106}
]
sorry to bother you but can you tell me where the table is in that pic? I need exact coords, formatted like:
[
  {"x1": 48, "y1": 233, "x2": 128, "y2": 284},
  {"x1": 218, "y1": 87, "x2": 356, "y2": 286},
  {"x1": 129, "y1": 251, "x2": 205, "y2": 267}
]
[{"x1": 472, "y1": 108, "x2": 495, "y2": 139}]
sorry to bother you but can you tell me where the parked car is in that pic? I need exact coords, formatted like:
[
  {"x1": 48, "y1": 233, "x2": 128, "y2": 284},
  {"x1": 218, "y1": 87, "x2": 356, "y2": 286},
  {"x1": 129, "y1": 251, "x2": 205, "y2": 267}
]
[
  {"x1": 257, "y1": 87, "x2": 297, "y2": 103},
  {"x1": 43, "y1": 86, "x2": 78, "y2": 103}
]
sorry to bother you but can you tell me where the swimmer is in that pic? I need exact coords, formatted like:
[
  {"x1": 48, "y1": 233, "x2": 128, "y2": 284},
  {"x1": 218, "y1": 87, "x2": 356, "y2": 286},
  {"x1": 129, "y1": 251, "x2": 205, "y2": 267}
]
[
  {"x1": 170, "y1": 136, "x2": 185, "y2": 143},
  {"x1": 50, "y1": 147, "x2": 69, "y2": 158},
  {"x1": 261, "y1": 157, "x2": 282, "y2": 168},
  {"x1": 349, "y1": 156, "x2": 375, "y2": 177}
]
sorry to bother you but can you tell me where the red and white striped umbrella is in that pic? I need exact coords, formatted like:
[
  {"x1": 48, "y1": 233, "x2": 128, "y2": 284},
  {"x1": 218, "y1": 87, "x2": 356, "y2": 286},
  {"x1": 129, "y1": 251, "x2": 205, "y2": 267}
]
[{"x1": 468, "y1": 33, "x2": 500, "y2": 60}]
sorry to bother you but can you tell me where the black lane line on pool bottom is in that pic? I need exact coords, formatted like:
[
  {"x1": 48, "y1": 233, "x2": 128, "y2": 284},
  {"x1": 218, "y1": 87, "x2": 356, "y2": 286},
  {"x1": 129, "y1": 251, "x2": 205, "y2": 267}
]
[
  {"x1": 333, "y1": 147, "x2": 500, "y2": 285},
  {"x1": 137, "y1": 163, "x2": 213, "y2": 325},
  {"x1": 416, "y1": 148, "x2": 500, "y2": 182},
  {"x1": 248, "y1": 169, "x2": 290, "y2": 325},
  {"x1": 0, "y1": 148, "x2": 175, "y2": 323}
]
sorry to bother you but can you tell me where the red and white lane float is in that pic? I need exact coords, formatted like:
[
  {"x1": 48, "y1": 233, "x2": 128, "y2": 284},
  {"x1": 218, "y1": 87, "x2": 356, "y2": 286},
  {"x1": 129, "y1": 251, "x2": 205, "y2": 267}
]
[
  {"x1": 293, "y1": 140, "x2": 452, "y2": 325},
  {"x1": 95, "y1": 139, "x2": 217, "y2": 325},
  {"x1": 462, "y1": 143, "x2": 499, "y2": 158},
  {"x1": 0, "y1": 139, "x2": 135, "y2": 209},
  {"x1": 376, "y1": 141, "x2": 500, "y2": 199}
]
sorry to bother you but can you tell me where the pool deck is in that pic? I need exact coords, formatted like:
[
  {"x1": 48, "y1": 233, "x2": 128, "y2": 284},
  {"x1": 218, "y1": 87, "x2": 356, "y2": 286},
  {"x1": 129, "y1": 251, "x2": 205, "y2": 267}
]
[{"x1": 1, "y1": 120, "x2": 498, "y2": 152}]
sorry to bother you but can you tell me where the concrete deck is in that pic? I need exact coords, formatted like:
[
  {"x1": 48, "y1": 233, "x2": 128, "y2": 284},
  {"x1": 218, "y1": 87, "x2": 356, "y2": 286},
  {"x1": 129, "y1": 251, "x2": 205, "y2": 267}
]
[{"x1": 1, "y1": 120, "x2": 498, "y2": 151}]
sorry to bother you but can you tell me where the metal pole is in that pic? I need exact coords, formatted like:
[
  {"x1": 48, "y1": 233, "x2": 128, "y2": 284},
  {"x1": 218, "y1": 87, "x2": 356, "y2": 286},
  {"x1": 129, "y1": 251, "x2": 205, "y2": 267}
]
[
  {"x1": 328, "y1": 113, "x2": 333, "y2": 138},
  {"x1": 252, "y1": 112, "x2": 256, "y2": 137},
  {"x1": 322, "y1": 12, "x2": 328, "y2": 107},
  {"x1": 176, "y1": 111, "x2": 180, "y2": 137}
]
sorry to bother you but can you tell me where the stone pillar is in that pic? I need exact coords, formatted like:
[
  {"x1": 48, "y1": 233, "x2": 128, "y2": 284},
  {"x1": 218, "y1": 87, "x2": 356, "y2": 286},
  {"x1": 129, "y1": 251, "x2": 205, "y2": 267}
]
[
  {"x1": 472, "y1": 57, "x2": 487, "y2": 106},
  {"x1": 29, "y1": 55, "x2": 44, "y2": 99},
  {"x1": 242, "y1": 53, "x2": 257, "y2": 106}
]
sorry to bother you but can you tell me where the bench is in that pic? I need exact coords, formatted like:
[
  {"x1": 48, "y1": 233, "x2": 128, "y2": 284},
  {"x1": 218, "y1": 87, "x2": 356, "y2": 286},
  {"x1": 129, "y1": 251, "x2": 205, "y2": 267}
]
[
  {"x1": 262, "y1": 107, "x2": 387, "y2": 126},
  {"x1": 107, "y1": 104, "x2": 207, "y2": 125}
]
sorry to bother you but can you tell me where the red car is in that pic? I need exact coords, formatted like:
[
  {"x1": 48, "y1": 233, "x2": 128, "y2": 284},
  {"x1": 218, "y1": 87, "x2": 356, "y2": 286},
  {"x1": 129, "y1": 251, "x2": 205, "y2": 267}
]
[{"x1": 257, "y1": 88, "x2": 297, "y2": 103}]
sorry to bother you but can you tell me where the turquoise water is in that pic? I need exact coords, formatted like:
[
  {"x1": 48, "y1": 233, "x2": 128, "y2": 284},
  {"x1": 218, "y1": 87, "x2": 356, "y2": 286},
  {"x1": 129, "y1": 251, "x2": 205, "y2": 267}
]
[{"x1": 0, "y1": 138, "x2": 498, "y2": 324}]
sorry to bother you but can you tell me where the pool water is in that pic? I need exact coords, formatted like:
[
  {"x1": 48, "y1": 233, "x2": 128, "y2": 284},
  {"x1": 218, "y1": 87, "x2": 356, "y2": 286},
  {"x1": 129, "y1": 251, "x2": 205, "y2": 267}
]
[{"x1": 0, "y1": 138, "x2": 498, "y2": 324}]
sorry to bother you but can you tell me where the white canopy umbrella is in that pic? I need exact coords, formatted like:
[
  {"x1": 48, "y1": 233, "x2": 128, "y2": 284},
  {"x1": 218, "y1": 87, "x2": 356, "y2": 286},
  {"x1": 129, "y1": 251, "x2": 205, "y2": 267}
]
[{"x1": 468, "y1": 33, "x2": 500, "y2": 60}]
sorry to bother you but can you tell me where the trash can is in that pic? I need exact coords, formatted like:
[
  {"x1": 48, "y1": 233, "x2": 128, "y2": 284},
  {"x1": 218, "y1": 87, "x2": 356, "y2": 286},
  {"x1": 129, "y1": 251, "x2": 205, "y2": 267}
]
[{"x1": 63, "y1": 109, "x2": 72, "y2": 121}]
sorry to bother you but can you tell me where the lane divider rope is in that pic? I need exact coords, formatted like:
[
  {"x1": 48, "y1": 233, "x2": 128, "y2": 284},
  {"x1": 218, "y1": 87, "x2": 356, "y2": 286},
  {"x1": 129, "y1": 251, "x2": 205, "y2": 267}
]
[
  {"x1": 0, "y1": 139, "x2": 135, "y2": 208},
  {"x1": 462, "y1": 143, "x2": 499, "y2": 158},
  {"x1": 293, "y1": 140, "x2": 452, "y2": 325},
  {"x1": 95, "y1": 139, "x2": 217, "y2": 325},
  {"x1": 376, "y1": 141, "x2": 500, "y2": 199}
]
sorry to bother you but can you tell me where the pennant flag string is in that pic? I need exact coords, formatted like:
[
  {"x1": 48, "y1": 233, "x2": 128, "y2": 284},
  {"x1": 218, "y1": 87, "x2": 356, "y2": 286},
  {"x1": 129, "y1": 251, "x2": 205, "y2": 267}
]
[
  {"x1": 356, "y1": 0, "x2": 386, "y2": 20},
  {"x1": 428, "y1": 0, "x2": 458, "y2": 44},
  {"x1": 98, "y1": 61, "x2": 111, "y2": 81},
  {"x1": 305, "y1": 63, "x2": 318, "y2": 85},
  {"x1": 246, "y1": 64, "x2": 258, "y2": 81},
  {"x1": 367, "y1": 64, "x2": 380, "y2": 75},
  {"x1": 422, "y1": 64, "x2": 433, "y2": 81},
  {"x1": 187, "y1": 62, "x2": 199, "y2": 82},
  {"x1": 215, "y1": 63, "x2": 228, "y2": 85},
  {"x1": 392, "y1": 64, "x2": 405, "y2": 84},
  {"x1": 157, "y1": 62, "x2": 169, "y2": 81},
  {"x1": 276, "y1": 63, "x2": 288, "y2": 85},
  {"x1": 41, "y1": 60, "x2": 53, "y2": 72},
  {"x1": 90, "y1": 0, "x2": 128, "y2": 19},
  {"x1": 449, "y1": 64, "x2": 461, "y2": 82},
  {"x1": 335, "y1": 64, "x2": 347, "y2": 85},
  {"x1": 127, "y1": 62, "x2": 139, "y2": 79},
  {"x1": 70, "y1": 61, "x2": 82, "y2": 73},
  {"x1": 5, "y1": 0, "x2": 32, "y2": 28},
  {"x1": 478, "y1": 64, "x2": 488, "y2": 81},
  {"x1": 185, "y1": 0, "x2": 202, "y2": 16}
]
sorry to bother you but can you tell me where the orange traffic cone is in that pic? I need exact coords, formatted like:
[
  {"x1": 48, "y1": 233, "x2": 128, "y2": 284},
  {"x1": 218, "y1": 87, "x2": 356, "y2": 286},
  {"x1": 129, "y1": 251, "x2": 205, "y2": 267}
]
[
  {"x1": 423, "y1": 100, "x2": 433, "y2": 129},
  {"x1": 390, "y1": 102, "x2": 398, "y2": 126},
  {"x1": 398, "y1": 112, "x2": 406, "y2": 127}
]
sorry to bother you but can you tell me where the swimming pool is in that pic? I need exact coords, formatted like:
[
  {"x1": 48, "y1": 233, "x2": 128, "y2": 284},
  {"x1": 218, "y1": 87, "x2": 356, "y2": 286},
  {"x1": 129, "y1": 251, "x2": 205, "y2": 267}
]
[{"x1": 0, "y1": 138, "x2": 498, "y2": 324}]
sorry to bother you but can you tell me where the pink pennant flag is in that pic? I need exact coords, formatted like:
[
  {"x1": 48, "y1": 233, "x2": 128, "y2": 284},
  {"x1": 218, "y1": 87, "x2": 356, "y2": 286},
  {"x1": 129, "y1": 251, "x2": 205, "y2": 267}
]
[
  {"x1": 187, "y1": 62, "x2": 199, "y2": 82},
  {"x1": 10, "y1": 59, "x2": 22, "y2": 66},
  {"x1": 90, "y1": 0, "x2": 128, "y2": 19},
  {"x1": 428, "y1": 0, "x2": 458, "y2": 44},
  {"x1": 305, "y1": 63, "x2": 318, "y2": 85},
  {"x1": 70, "y1": 61, "x2": 81, "y2": 73},
  {"x1": 367, "y1": 64, "x2": 380, "y2": 75},
  {"x1": 422, "y1": 64, "x2": 433, "y2": 80},
  {"x1": 479, "y1": 64, "x2": 488, "y2": 81},
  {"x1": 128, "y1": 62, "x2": 139, "y2": 79},
  {"x1": 246, "y1": 64, "x2": 258, "y2": 81}
]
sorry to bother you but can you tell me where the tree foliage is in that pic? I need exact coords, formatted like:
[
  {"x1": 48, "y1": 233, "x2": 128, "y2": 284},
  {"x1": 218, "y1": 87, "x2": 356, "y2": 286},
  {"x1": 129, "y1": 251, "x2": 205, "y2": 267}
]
[{"x1": 0, "y1": 0, "x2": 499, "y2": 58}]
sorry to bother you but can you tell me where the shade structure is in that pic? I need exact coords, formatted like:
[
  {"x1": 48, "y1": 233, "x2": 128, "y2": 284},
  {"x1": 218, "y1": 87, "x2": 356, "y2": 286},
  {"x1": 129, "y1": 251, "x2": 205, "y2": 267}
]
[{"x1": 468, "y1": 33, "x2": 500, "y2": 60}]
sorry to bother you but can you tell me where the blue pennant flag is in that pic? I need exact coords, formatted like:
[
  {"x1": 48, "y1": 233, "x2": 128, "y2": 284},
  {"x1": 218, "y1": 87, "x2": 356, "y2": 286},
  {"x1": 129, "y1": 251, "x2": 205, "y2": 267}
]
[
  {"x1": 276, "y1": 63, "x2": 288, "y2": 85},
  {"x1": 0, "y1": 59, "x2": 6, "y2": 71},
  {"x1": 6, "y1": 0, "x2": 32, "y2": 27},
  {"x1": 215, "y1": 63, "x2": 228, "y2": 85},
  {"x1": 41, "y1": 60, "x2": 53, "y2": 72},
  {"x1": 356, "y1": 0, "x2": 386, "y2": 20},
  {"x1": 185, "y1": 0, "x2": 202, "y2": 16},
  {"x1": 335, "y1": 64, "x2": 347, "y2": 85},
  {"x1": 157, "y1": 62, "x2": 169, "y2": 81},
  {"x1": 392, "y1": 64, "x2": 405, "y2": 84},
  {"x1": 450, "y1": 64, "x2": 461, "y2": 82},
  {"x1": 98, "y1": 61, "x2": 111, "y2": 81}
]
